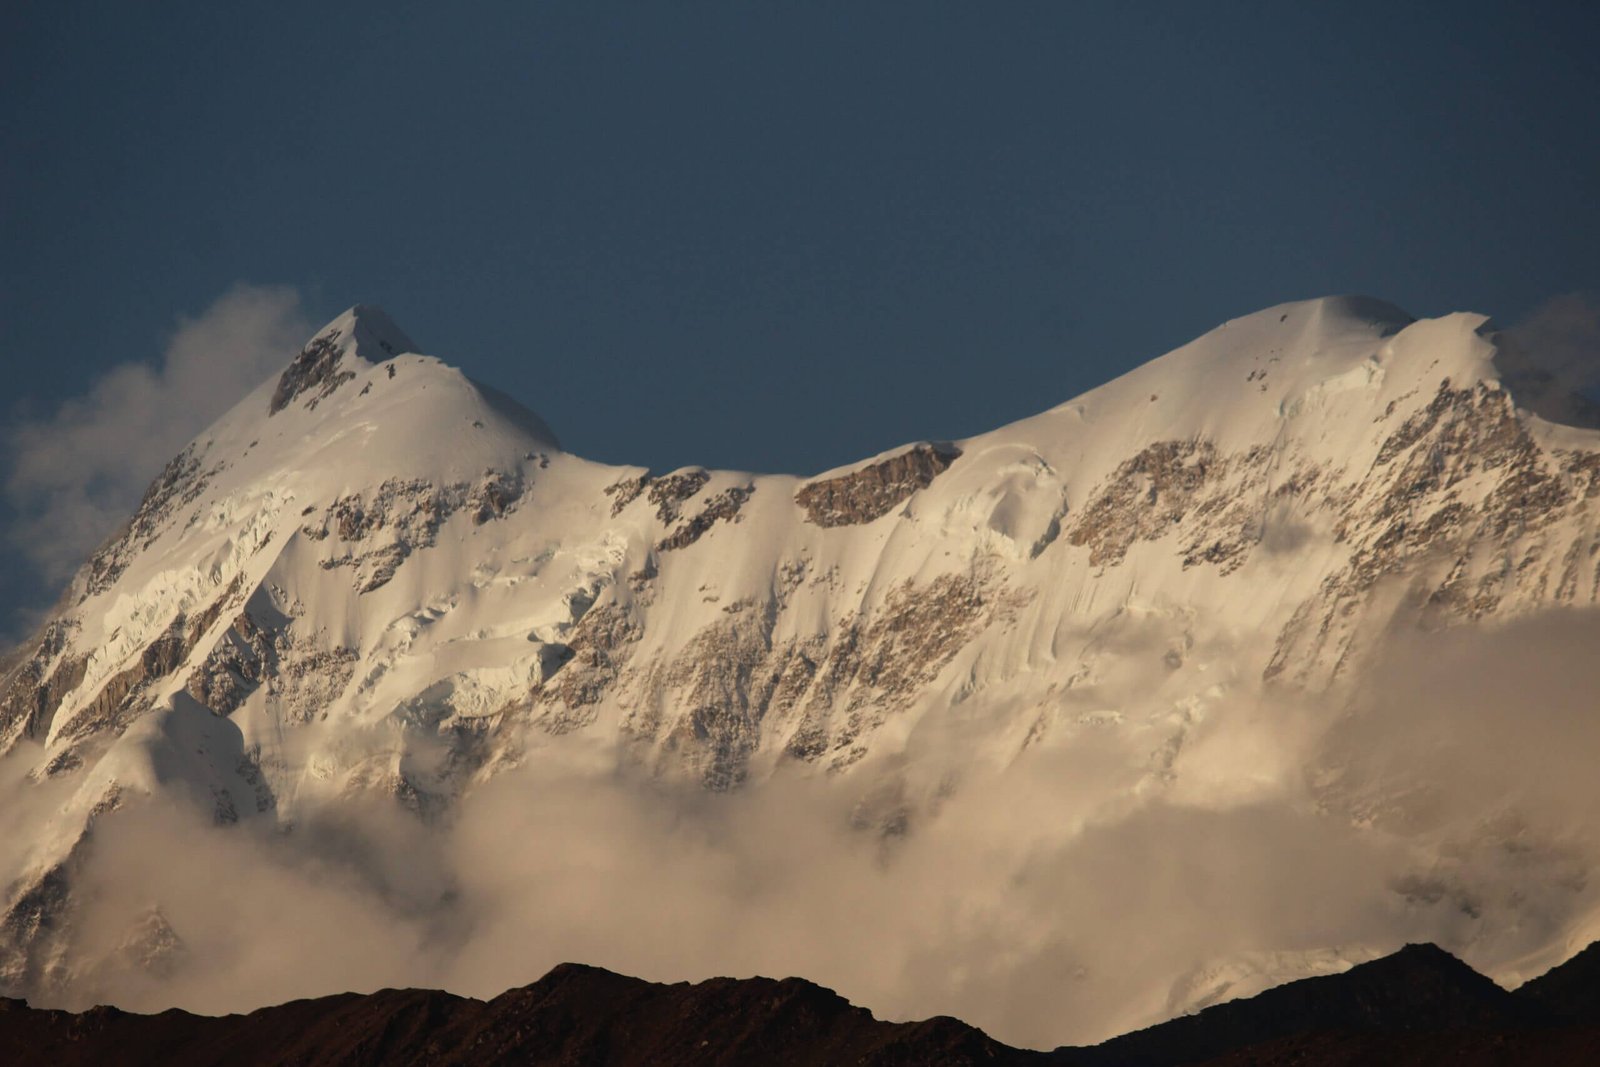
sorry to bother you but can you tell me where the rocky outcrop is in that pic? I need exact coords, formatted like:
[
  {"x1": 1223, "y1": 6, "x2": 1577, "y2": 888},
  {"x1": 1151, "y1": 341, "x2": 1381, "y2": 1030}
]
[
  {"x1": 269, "y1": 329, "x2": 354, "y2": 416},
  {"x1": 1267, "y1": 378, "x2": 1600, "y2": 683},
  {"x1": 532, "y1": 604, "x2": 643, "y2": 734},
  {"x1": 59, "y1": 625, "x2": 187, "y2": 745},
  {"x1": 602, "y1": 469, "x2": 750, "y2": 551},
  {"x1": 646, "y1": 470, "x2": 712, "y2": 523},
  {"x1": 1050, "y1": 378, "x2": 1600, "y2": 689},
  {"x1": 468, "y1": 471, "x2": 521, "y2": 525},
  {"x1": 1065, "y1": 439, "x2": 1301, "y2": 573},
  {"x1": 603, "y1": 473, "x2": 649, "y2": 515},
  {"x1": 657, "y1": 485, "x2": 753, "y2": 552},
  {"x1": 795, "y1": 443, "x2": 960, "y2": 527},
  {"x1": 311, "y1": 472, "x2": 525, "y2": 593},
  {"x1": 48, "y1": 579, "x2": 245, "y2": 755},
  {"x1": 604, "y1": 468, "x2": 711, "y2": 521},
  {"x1": 1070, "y1": 439, "x2": 1221, "y2": 567},
  {"x1": 186, "y1": 611, "x2": 278, "y2": 718},
  {"x1": 623, "y1": 568, "x2": 1021, "y2": 785},
  {"x1": 0, "y1": 622, "x2": 87, "y2": 751}
]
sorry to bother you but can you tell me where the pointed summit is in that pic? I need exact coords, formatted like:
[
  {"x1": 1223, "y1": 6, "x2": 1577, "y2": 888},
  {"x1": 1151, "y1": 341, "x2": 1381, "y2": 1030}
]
[
  {"x1": 319, "y1": 304, "x2": 418, "y2": 362},
  {"x1": 268, "y1": 305, "x2": 417, "y2": 416}
]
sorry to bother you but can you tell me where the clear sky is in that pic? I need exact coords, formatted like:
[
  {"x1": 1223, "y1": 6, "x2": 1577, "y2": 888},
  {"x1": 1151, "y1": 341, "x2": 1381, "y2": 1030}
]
[{"x1": 3, "y1": 1, "x2": 1598, "y2": 629}]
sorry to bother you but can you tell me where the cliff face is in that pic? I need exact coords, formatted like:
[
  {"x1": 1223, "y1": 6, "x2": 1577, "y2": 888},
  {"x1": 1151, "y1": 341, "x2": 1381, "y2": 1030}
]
[{"x1": 794, "y1": 442, "x2": 962, "y2": 527}]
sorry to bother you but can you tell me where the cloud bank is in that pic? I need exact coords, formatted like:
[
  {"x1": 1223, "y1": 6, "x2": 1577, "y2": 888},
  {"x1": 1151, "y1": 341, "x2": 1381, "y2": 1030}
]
[{"x1": 18, "y1": 609, "x2": 1597, "y2": 1050}]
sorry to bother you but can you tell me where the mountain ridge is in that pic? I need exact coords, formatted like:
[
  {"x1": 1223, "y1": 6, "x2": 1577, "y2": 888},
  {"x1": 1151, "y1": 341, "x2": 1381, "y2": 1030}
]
[
  {"x1": 3, "y1": 295, "x2": 1599, "y2": 1047},
  {"x1": 1, "y1": 939, "x2": 1597, "y2": 1065}
]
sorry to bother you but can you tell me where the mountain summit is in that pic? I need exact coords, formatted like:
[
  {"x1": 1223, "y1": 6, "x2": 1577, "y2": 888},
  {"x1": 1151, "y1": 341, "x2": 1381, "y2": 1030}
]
[
  {"x1": 3, "y1": 296, "x2": 1599, "y2": 1046},
  {"x1": 267, "y1": 304, "x2": 417, "y2": 415}
]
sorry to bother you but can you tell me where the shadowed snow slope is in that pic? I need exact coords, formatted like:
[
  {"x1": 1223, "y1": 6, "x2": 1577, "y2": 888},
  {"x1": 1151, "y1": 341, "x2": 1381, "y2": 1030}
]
[{"x1": 3, "y1": 296, "x2": 1600, "y2": 1048}]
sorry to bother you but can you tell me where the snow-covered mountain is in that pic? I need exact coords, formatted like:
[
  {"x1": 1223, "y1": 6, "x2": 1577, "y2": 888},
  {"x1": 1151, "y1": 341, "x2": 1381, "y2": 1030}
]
[{"x1": 4, "y1": 296, "x2": 1600, "y2": 1046}]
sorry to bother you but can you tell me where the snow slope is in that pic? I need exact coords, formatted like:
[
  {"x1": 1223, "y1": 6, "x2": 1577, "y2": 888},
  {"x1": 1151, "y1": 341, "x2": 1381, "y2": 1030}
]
[{"x1": 4, "y1": 296, "x2": 1600, "y2": 1044}]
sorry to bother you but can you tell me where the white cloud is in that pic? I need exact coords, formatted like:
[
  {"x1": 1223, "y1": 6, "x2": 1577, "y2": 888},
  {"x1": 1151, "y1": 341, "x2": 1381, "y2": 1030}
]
[
  {"x1": 43, "y1": 606, "x2": 1600, "y2": 1051},
  {"x1": 4, "y1": 284, "x2": 313, "y2": 588}
]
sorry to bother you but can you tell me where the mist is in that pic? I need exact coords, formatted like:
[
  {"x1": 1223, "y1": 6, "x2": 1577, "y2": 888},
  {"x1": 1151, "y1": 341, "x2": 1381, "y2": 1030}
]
[
  {"x1": 11, "y1": 608, "x2": 1600, "y2": 1050},
  {"x1": 2, "y1": 284, "x2": 311, "y2": 637}
]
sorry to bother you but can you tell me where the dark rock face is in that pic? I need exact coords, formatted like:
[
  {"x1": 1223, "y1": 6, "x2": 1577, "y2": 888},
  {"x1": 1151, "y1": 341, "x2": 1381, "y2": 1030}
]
[
  {"x1": 50, "y1": 576, "x2": 247, "y2": 753},
  {"x1": 1063, "y1": 438, "x2": 1334, "y2": 576},
  {"x1": 0, "y1": 621, "x2": 87, "y2": 749},
  {"x1": 1182, "y1": 1027, "x2": 1600, "y2": 1067},
  {"x1": 657, "y1": 485, "x2": 753, "y2": 552},
  {"x1": 186, "y1": 610, "x2": 279, "y2": 717},
  {"x1": 604, "y1": 468, "x2": 711, "y2": 521},
  {"x1": 1063, "y1": 943, "x2": 1534, "y2": 1066},
  {"x1": 647, "y1": 470, "x2": 712, "y2": 523},
  {"x1": 1518, "y1": 940, "x2": 1600, "y2": 1021},
  {"x1": 603, "y1": 472, "x2": 650, "y2": 515},
  {"x1": 600, "y1": 468, "x2": 751, "y2": 553},
  {"x1": 308, "y1": 473, "x2": 526, "y2": 594},
  {"x1": 269, "y1": 330, "x2": 355, "y2": 416},
  {"x1": 3, "y1": 942, "x2": 1596, "y2": 1066},
  {"x1": 795, "y1": 443, "x2": 960, "y2": 527},
  {"x1": 0, "y1": 963, "x2": 1026, "y2": 1067},
  {"x1": 532, "y1": 604, "x2": 642, "y2": 733},
  {"x1": 613, "y1": 568, "x2": 1011, "y2": 787}
]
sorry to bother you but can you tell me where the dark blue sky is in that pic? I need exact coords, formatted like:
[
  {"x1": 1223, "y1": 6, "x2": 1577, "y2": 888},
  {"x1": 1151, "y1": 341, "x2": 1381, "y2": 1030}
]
[{"x1": 3, "y1": 2, "x2": 1598, "y2": 624}]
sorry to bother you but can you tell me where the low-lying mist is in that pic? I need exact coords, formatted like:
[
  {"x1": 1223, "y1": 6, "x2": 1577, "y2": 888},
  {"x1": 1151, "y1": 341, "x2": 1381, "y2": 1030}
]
[{"x1": 21, "y1": 610, "x2": 1600, "y2": 1049}]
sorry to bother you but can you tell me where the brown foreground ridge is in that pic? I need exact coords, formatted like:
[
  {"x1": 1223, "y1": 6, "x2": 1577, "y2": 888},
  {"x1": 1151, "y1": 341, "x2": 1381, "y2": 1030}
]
[{"x1": 2, "y1": 942, "x2": 1598, "y2": 1066}]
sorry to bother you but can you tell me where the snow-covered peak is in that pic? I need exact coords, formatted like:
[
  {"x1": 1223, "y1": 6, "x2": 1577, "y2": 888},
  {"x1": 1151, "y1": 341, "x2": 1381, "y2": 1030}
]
[
  {"x1": 239, "y1": 310, "x2": 559, "y2": 473},
  {"x1": 42, "y1": 314, "x2": 567, "y2": 660},
  {"x1": 969, "y1": 296, "x2": 1527, "y2": 481},
  {"x1": 268, "y1": 305, "x2": 415, "y2": 416},
  {"x1": 316, "y1": 304, "x2": 418, "y2": 363},
  {"x1": 1243, "y1": 293, "x2": 1415, "y2": 336},
  {"x1": 7, "y1": 295, "x2": 1600, "y2": 1045}
]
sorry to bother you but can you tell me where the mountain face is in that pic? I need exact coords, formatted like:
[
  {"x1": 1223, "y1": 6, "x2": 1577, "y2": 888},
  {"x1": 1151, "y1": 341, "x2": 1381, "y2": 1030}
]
[{"x1": 3, "y1": 296, "x2": 1600, "y2": 1047}]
